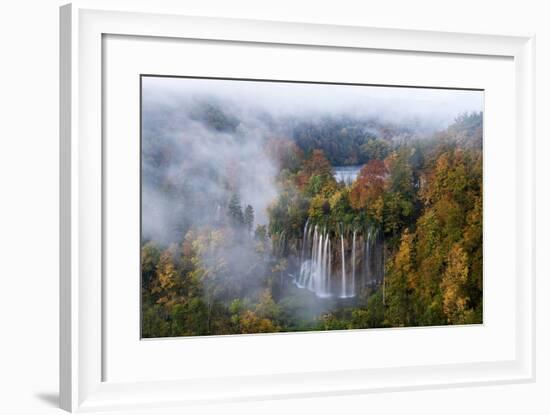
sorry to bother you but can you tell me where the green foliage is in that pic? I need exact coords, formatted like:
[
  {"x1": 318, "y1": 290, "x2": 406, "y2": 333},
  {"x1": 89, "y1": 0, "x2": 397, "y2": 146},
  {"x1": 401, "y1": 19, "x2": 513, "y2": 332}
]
[
  {"x1": 350, "y1": 291, "x2": 387, "y2": 329},
  {"x1": 360, "y1": 138, "x2": 391, "y2": 161},
  {"x1": 191, "y1": 101, "x2": 239, "y2": 132},
  {"x1": 227, "y1": 193, "x2": 244, "y2": 227},
  {"x1": 268, "y1": 185, "x2": 309, "y2": 240},
  {"x1": 382, "y1": 133, "x2": 483, "y2": 326},
  {"x1": 141, "y1": 112, "x2": 483, "y2": 337},
  {"x1": 292, "y1": 116, "x2": 408, "y2": 165},
  {"x1": 446, "y1": 112, "x2": 483, "y2": 149},
  {"x1": 141, "y1": 242, "x2": 160, "y2": 291},
  {"x1": 244, "y1": 204, "x2": 254, "y2": 235},
  {"x1": 384, "y1": 229, "x2": 415, "y2": 326},
  {"x1": 265, "y1": 138, "x2": 304, "y2": 172},
  {"x1": 383, "y1": 149, "x2": 415, "y2": 232}
]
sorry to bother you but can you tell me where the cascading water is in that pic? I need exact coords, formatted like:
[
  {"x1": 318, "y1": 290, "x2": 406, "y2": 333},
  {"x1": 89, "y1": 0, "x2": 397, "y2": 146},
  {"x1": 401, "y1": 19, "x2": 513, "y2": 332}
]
[
  {"x1": 363, "y1": 227, "x2": 372, "y2": 287},
  {"x1": 300, "y1": 218, "x2": 309, "y2": 266},
  {"x1": 298, "y1": 225, "x2": 332, "y2": 297},
  {"x1": 340, "y1": 234, "x2": 347, "y2": 298},
  {"x1": 296, "y1": 222, "x2": 383, "y2": 298},
  {"x1": 351, "y1": 230, "x2": 356, "y2": 297}
]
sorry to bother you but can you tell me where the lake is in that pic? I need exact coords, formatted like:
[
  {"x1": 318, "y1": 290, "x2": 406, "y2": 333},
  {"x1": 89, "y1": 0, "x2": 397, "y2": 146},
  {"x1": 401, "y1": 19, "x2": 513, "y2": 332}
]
[{"x1": 333, "y1": 165, "x2": 363, "y2": 185}]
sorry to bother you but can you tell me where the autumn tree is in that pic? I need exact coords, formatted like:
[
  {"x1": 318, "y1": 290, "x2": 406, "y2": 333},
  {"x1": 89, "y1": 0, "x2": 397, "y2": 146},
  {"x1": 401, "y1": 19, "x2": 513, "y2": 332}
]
[
  {"x1": 440, "y1": 243, "x2": 470, "y2": 324},
  {"x1": 151, "y1": 245, "x2": 181, "y2": 309},
  {"x1": 140, "y1": 108, "x2": 484, "y2": 338},
  {"x1": 382, "y1": 148, "x2": 417, "y2": 238},
  {"x1": 141, "y1": 242, "x2": 160, "y2": 292},
  {"x1": 268, "y1": 186, "x2": 309, "y2": 241},
  {"x1": 230, "y1": 290, "x2": 282, "y2": 334},
  {"x1": 462, "y1": 193, "x2": 482, "y2": 314},
  {"x1": 360, "y1": 138, "x2": 391, "y2": 161},
  {"x1": 349, "y1": 159, "x2": 387, "y2": 220},
  {"x1": 384, "y1": 229, "x2": 415, "y2": 326},
  {"x1": 296, "y1": 149, "x2": 335, "y2": 193}
]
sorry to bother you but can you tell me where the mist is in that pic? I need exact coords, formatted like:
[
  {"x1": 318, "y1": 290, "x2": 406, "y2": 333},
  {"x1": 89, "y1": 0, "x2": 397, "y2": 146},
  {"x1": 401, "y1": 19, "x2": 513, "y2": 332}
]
[
  {"x1": 142, "y1": 83, "x2": 279, "y2": 245},
  {"x1": 142, "y1": 76, "x2": 483, "y2": 245},
  {"x1": 143, "y1": 76, "x2": 483, "y2": 132},
  {"x1": 140, "y1": 76, "x2": 484, "y2": 336}
]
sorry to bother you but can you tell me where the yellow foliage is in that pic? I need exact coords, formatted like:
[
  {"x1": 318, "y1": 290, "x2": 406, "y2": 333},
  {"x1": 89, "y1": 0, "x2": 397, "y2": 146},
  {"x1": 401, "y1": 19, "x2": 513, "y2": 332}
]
[
  {"x1": 239, "y1": 310, "x2": 280, "y2": 334},
  {"x1": 155, "y1": 247, "x2": 178, "y2": 291},
  {"x1": 440, "y1": 243, "x2": 469, "y2": 324},
  {"x1": 308, "y1": 194, "x2": 328, "y2": 221}
]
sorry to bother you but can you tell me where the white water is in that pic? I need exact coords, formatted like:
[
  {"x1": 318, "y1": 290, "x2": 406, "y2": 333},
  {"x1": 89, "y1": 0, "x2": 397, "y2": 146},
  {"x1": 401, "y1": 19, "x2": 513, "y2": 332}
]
[
  {"x1": 364, "y1": 229, "x2": 371, "y2": 285},
  {"x1": 351, "y1": 230, "x2": 356, "y2": 297},
  {"x1": 340, "y1": 235, "x2": 347, "y2": 298},
  {"x1": 298, "y1": 224, "x2": 332, "y2": 297},
  {"x1": 297, "y1": 222, "x2": 383, "y2": 298},
  {"x1": 333, "y1": 165, "x2": 363, "y2": 186}
]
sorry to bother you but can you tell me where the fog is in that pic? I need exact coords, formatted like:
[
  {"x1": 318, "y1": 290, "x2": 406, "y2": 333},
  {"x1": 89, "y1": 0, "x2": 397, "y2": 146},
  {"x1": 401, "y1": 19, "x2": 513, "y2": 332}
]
[
  {"x1": 141, "y1": 76, "x2": 483, "y2": 245},
  {"x1": 143, "y1": 76, "x2": 483, "y2": 131},
  {"x1": 141, "y1": 96, "x2": 278, "y2": 244}
]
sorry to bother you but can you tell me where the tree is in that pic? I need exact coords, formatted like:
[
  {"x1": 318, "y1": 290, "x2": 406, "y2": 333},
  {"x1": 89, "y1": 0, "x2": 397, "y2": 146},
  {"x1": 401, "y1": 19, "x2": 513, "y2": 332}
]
[
  {"x1": 244, "y1": 204, "x2": 254, "y2": 235},
  {"x1": 194, "y1": 101, "x2": 239, "y2": 132},
  {"x1": 328, "y1": 188, "x2": 353, "y2": 225},
  {"x1": 265, "y1": 138, "x2": 304, "y2": 172},
  {"x1": 382, "y1": 148, "x2": 416, "y2": 239},
  {"x1": 227, "y1": 193, "x2": 244, "y2": 227},
  {"x1": 350, "y1": 290, "x2": 386, "y2": 329},
  {"x1": 239, "y1": 310, "x2": 280, "y2": 333},
  {"x1": 360, "y1": 138, "x2": 391, "y2": 161},
  {"x1": 268, "y1": 185, "x2": 310, "y2": 240},
  {"x1": 151, "y1": 246, "x2": 180, "y2": 308},
  {"x1": 385, "y1": 229, "x2": 415, "y2": 326},
  {"x1": 230, "y1": 290, "x2": 282, "y2": 334},
  {"x1": 140, "y1": 103, "x2": 485, "y2": 337},
  {"x1": 305, "y1": 149, "x2": 332, "y2": 176},
  {"x1": 296, "y1": 149, "x2": 334, "y2": 192},
  {"x1": 446, "y1": 112, "x2": 483, "y2": 149},
  {"x1": 308, "y1": 194, "x2": 330, "y2": 223},
  {"x1": 386, "y1": 147, "x2": 415, "y2": 199},
  {"x1": 349, "y1": 159, "x2": 387, "y2": 213},
  {"x1": 463, "y1": 193, "x2": 482, "y2": 309},
  {"x1": 440, "y1": 243, "x2": 470, "y2": 324},
  {"x1": 254, "y1": 224, "x2": 267, "y2": 241},
  {"x1": 141, "y1": 242, "x2": 160, "y2": 292}
]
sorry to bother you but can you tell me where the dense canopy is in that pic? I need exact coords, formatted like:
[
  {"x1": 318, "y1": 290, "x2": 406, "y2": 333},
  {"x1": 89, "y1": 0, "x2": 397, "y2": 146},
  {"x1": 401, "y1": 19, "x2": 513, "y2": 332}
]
[{"x1": 141, "y1": 79, "x2": 483, "y2": 337}]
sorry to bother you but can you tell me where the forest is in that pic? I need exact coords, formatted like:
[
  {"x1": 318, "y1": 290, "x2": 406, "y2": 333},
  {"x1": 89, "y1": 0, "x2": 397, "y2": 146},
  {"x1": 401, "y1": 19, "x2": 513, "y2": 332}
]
[{"x1": 141, "y1": 78, "x2": 483, "y2": 337}]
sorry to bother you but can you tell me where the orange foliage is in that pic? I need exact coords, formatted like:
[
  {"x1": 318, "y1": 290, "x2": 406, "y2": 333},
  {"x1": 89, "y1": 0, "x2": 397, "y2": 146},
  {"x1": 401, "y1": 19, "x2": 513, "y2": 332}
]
[
  {"x1": 296, "y1": 149, "x2": 333, "y2": 189},
  {"x1": 349, "y1": 159, "x2": 387, "y2": 210}
]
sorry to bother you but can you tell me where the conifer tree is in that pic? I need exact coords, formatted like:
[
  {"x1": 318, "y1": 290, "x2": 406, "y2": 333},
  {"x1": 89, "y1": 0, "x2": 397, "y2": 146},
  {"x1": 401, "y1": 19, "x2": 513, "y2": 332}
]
[
  {"x1": 227, "y1": 193, "x2": 244, "y2": 227},
  {"x1": 244, "y1": 204, "x2": 254, "y2": 235}
]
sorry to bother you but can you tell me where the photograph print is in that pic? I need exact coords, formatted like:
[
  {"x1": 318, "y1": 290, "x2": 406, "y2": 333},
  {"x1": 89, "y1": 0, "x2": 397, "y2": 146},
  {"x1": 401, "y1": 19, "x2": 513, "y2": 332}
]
[{"x1": 141, "y1": 76, "x2": 483, "y2": 338}]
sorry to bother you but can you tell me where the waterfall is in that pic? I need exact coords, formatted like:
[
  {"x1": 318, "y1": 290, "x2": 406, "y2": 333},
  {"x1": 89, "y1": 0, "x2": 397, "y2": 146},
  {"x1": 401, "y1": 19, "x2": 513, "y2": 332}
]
[
  {"x1": 300, "y1": 218, "x2": 309, "y2": 265},
  {"x1": 351, "y1": 230, "x2": 356, "y2": 297},
  {"x1": 340, "y1": 234, "x2": 346, "y2": 298},
  {"x1": 324, "y1": 235, "x2": 330, "y2": 295},
  {"x1": 328, "y1": 239, "x2": 332, "y2": 293},
  {"x1": 298, "y1": 225, "x2": 332, "y2": 297},
  {"x1": 296, "y1": 221, "x2": 382, "y2": 298},
  {"x1": 279, "y1": 230, "x2": 286, "y2": 256}
]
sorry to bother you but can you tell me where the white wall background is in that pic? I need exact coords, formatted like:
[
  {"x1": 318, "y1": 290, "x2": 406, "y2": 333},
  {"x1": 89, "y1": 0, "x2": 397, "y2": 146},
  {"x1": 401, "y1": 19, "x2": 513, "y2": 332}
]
[{"x1": 0, "y1": 0, "x2": 547, "y2": 414}]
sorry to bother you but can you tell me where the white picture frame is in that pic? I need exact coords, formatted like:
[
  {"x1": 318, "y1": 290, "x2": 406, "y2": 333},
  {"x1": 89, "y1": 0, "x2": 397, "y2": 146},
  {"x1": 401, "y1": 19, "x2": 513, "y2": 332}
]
[{"x1": 60, "y1": 1, "x2": 535, "y2": 412}]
